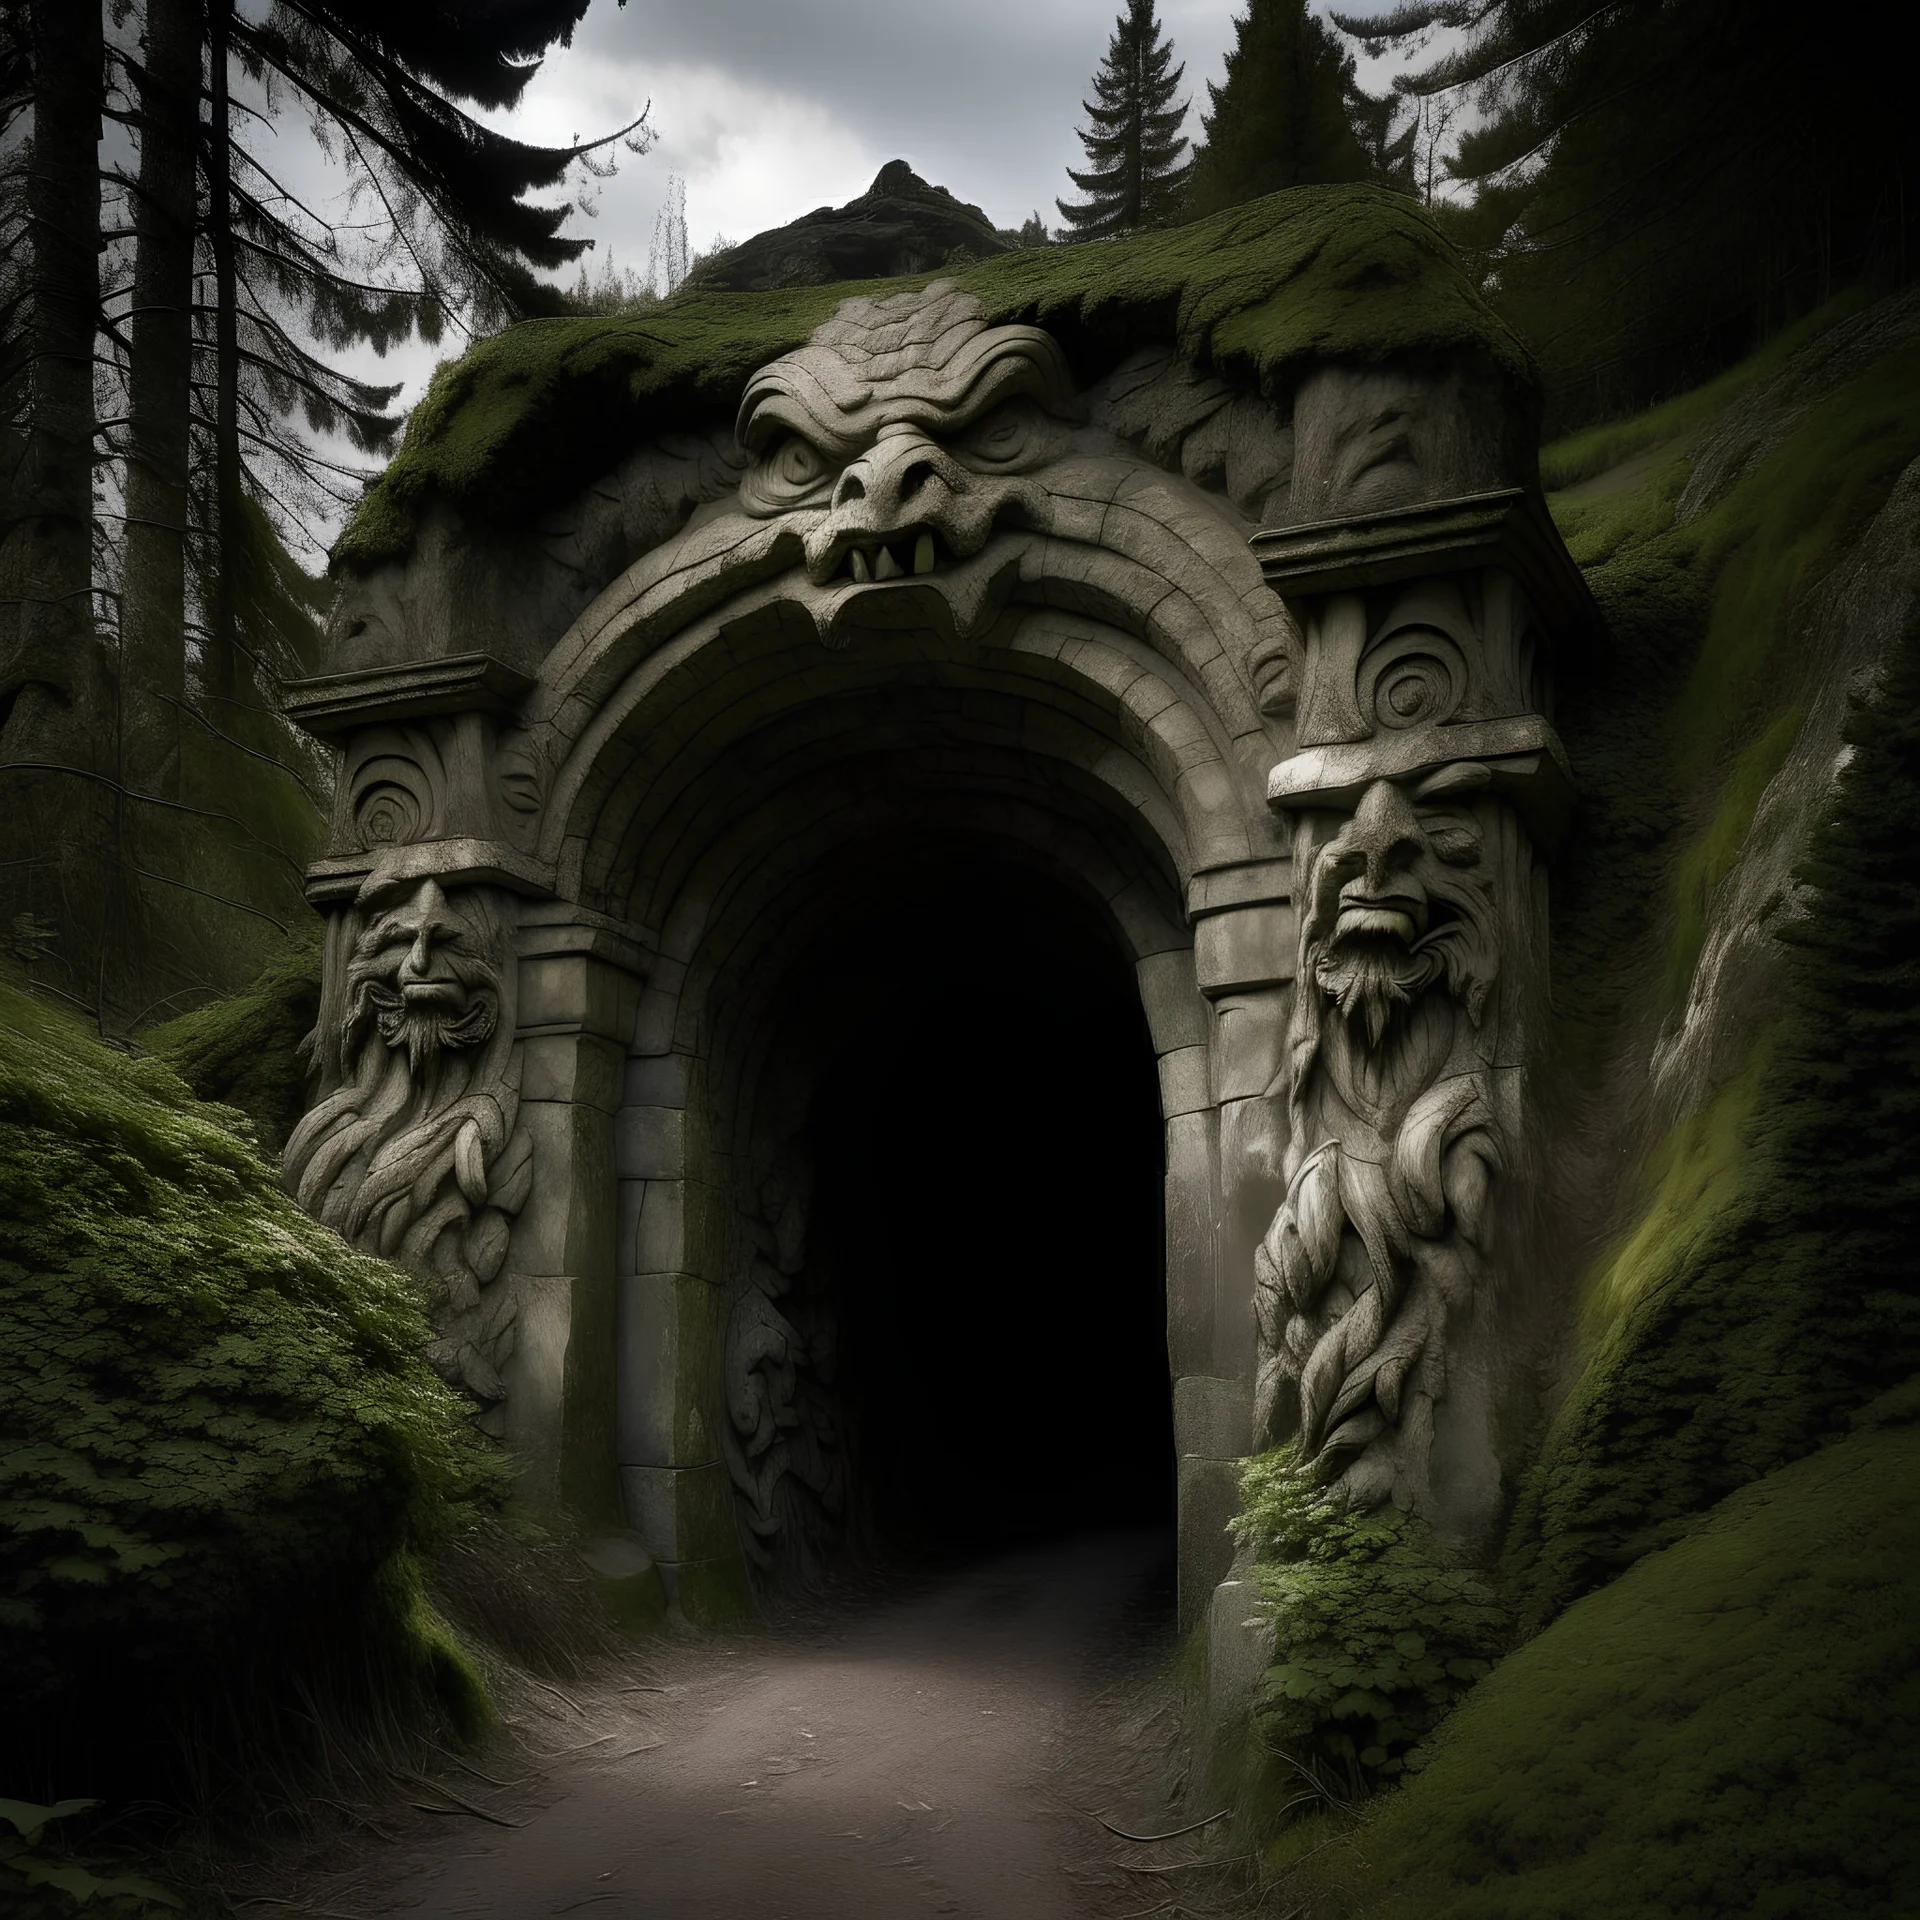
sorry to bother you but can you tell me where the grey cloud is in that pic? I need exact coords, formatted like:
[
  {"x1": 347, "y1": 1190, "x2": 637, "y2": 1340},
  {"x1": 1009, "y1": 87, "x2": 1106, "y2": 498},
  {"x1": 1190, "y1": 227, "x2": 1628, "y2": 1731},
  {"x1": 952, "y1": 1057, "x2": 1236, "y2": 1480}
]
[{"x1": 566, "y1": 0, "x2": 1237, "y2": 227}]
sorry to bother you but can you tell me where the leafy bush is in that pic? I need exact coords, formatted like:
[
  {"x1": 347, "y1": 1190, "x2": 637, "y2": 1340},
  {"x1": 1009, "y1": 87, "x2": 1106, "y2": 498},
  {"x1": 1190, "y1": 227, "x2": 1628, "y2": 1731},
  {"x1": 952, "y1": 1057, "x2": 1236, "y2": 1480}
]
[
  {"x1": 0, "y1": 979, "x2": 501, "y2": 1790},
  {"x1": 1233, "y1": 1448, "x2": 1509, "y2": 1789},
  {"x1": 0, "y1": 1799, "x2": 179, "y2": 1915}
]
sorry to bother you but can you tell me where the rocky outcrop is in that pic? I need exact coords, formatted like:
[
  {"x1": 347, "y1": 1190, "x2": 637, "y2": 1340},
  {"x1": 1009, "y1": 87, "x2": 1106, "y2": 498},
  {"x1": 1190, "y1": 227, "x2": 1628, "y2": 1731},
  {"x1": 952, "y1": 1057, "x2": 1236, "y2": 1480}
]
[{"x1": 683, "y1": 160, "x2": 1011, "y2": 294}]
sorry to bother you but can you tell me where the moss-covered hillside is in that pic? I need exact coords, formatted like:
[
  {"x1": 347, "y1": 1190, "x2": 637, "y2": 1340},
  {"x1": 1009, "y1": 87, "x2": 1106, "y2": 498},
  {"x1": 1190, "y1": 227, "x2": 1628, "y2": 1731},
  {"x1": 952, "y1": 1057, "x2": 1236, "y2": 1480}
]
[
  {"x1": 336, "y1": 184, "x2": 1531, "y2": 570},
  {"x1": 145, "y1": 937, "x2": 322, "y2": 1153},
  {"x1": 1232, "y1": 290, "x2": 1920, "y2": 1915},
  {"x1": 1273, "y1": 1386, "x2": 1920, "y2": 1918},
  {"x1": 0, "y1": 979, "x2": 495, "y2": 1801},
  {"x1": 1511, "y1": 289, "x2": 1920, "y2": 1620}
]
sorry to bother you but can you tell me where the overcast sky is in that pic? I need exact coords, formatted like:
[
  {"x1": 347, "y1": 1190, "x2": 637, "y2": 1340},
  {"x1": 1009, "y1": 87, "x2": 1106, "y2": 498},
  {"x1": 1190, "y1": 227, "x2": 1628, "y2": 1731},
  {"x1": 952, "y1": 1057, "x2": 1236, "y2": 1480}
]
[
  {"x1": 521, "y1": 0, "x2": 1261, "y2": 270},
  {"x1": 519, "y1": 0, "x2": 1403, "y2": 266},
  {"x1": 273, "y1": 0, "x2": 1407, "y2": 547}
]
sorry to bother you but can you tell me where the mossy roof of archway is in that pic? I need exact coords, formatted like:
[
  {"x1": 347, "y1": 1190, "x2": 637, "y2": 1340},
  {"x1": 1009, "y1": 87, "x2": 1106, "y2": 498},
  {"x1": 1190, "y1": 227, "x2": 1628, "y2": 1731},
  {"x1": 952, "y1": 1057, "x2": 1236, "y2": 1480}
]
[{"x1": 335, "y1": 184, "x2": 1536, "y2": 571}]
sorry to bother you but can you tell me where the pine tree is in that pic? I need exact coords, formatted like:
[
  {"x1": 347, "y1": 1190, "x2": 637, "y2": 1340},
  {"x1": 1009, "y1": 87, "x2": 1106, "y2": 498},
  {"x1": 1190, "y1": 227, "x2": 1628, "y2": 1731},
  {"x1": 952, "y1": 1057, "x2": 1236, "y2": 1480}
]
[
  {"x1": 195, "y1": 0, "x2": 650, "y2": 698},
  {"x1": 1185, "y1": 0, "x2": 1372, "y2": 220},
  {"x1": 1337, "y1": 0, "x2": 1917, "y2": 421},
  {"x1": 1056, "y1": 0, "x2": 1192, "y2": 239}
]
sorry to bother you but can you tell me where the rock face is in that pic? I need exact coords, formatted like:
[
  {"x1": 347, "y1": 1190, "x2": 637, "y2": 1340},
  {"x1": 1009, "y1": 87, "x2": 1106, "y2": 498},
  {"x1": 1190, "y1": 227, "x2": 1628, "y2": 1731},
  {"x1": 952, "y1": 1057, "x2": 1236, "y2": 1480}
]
[{"x1": 684, "y1": 160, "x2": 1011, "y2": 294}]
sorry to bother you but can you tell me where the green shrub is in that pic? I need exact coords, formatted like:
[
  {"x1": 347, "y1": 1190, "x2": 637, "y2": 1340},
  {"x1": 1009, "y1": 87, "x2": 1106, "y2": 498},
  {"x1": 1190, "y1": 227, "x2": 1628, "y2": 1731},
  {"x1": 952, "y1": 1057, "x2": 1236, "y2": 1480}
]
[
  {"x1": 0, "y1": 1797, "x2": 180, "y2": 1916},
  {"x1": 1233, "y1": 1448, "x2": 1509, "y2": 1790},
  {"x1": 0, "y1": 979, "x2": 501, "y2": 1792}
]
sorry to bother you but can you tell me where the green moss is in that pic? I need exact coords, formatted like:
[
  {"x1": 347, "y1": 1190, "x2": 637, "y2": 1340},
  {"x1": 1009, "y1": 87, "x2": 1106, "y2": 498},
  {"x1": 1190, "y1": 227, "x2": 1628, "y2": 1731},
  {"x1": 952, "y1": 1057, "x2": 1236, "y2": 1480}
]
[
  {"x1": 1669, "y1": 340, "x2": 1920, "y2": 787},
  {"x1": 1664, "y1": 705, "x2": 1802, "y2": 998},
  {"x1": 0, "y1": 979, "x2": 503, "y2": 1784},
  {"x1": 144, "y1": 936, "x2": 321, "y2": 1152},
  {"x1": 1581, "y1": 1035, "x2": 1773, "y2": 1341},
  {"x1": 1538, "y1": 286, "x2": 1873, "y2": 490},
  {"x1": 1507, "y1": 605, "x2": 1920, "y2": 1629},
  {"x1": 1281, "y1": 1401, "x2": 1920, "y2": 1919},
  {"x1": 1541, "y1": 297, "x2": 1920, "y2": 1096},
  {"x1": 336, "y1": 185, "x2": 1532, "y2": 569},
  {"x1": 673, "y1": 1556, "x2": 755, "y2": 1628},
  {"x1": 1233, "y1": 1449, "x2": 1509, "y2": 1792}
]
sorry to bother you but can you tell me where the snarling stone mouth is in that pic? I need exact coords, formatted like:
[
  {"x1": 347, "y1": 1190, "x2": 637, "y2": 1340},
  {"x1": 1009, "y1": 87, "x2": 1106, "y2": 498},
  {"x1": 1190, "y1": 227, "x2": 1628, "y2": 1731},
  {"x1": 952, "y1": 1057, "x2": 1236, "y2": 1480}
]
[{"x1": 830, "y1": 525, "x2": 946, "y2": 584}]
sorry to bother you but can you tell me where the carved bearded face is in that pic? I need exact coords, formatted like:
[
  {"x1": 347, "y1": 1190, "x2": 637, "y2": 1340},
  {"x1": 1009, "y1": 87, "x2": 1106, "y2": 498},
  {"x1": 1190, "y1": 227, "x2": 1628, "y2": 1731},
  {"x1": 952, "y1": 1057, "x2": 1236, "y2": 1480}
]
[
  {"x1": 1302, "y1": 766, "x2": 1500, "y2": 1049},
  {"x1": 735, "y1": 282, "x2": 1076, "y2": 601},
  {"x1": 344, "y1": 878, "x2": 502, "y2": 1071}
]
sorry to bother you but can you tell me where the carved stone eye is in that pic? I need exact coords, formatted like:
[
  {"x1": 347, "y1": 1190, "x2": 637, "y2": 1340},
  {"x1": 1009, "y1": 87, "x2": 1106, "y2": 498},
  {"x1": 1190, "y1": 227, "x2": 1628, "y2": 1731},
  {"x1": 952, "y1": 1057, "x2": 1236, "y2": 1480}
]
[
  {"x1": 767, "y1": 435, "x2": 828, "y2": 491},
  {"x1": 1425, "y1": 821, "x2": 1482, "y2": 868},
  {"x1": 960, "y1": 404, "x2": 1034, "y2": 467},
  {"x1": 1362, "y1": 627, "x2": 1467, "y2": 731}
]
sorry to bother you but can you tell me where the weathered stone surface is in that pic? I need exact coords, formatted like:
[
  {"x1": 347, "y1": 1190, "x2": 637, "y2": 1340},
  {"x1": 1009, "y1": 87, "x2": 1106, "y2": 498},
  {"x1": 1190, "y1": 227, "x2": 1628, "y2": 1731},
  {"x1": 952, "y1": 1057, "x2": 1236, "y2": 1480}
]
[
  {"x1": 284, "y1": 262, "x2": 1581, "y2": 1623},
  {"x1": 1255, "y1": 531, "x2": 1565, "y2": 1536}
]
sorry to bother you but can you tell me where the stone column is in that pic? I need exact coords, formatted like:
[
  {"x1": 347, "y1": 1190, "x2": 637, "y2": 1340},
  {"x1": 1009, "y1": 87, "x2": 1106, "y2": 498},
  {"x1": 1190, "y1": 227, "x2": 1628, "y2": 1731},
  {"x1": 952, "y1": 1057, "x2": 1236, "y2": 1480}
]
[
  {"x1": 282, "y1": 655, "x2": 662, "y2": 1544},
  {"x1": 1248, "y1": 490, "x2": 1590, "y2": 1546},
  {"x1": 510, "y1": 908, "x2": 647, "y2": 1519},
  {"x1": 613, "y1": 964, "x2": 752, "y2": 1622},
  {"x1": 1176, "y1": 855, "x2": 1296, "y2": 1633}
]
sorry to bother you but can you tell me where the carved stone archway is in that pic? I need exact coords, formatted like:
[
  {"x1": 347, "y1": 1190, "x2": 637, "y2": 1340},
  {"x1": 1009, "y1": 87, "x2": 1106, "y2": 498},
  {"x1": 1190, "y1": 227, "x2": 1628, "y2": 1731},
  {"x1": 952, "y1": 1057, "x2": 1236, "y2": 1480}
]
[{"x1": 285, "y1": 278, "x2": 1592, "y2": 1646}]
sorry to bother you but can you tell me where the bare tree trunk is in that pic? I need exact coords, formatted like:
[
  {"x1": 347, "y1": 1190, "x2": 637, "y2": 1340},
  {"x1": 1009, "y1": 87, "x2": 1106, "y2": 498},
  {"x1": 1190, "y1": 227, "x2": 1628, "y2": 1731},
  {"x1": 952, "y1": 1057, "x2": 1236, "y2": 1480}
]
[
  {"x1": 203, "y1": 0, "x2": 237, "y2": 711},
  {"x1": 122, "y1": 0, "x2": 200, "y2": 798},
  {"x1": 0, "y1": 0, "x2": 109, "y2": 1008},
  {"x1": 1, "y1": 0, "x2": 102, "y2": 761}
]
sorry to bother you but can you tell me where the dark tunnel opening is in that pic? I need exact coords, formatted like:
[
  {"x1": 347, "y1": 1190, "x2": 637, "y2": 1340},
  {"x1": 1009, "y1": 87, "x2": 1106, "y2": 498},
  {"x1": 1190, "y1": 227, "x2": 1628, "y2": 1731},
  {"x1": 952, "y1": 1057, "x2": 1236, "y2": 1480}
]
[{"x1": 791, "y1": 856, "x2": 1175, "y2": 1564}]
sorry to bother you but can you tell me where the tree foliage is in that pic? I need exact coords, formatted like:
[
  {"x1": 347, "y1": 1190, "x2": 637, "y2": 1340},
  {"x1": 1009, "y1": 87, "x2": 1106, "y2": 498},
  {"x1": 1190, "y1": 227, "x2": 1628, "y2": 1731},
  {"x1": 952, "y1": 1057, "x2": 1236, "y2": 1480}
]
[
  {"x1": 1336, "y1": 0, "x2": 1919, "y2": 421},
  {"x1": 0, "y1": 0, "x2": 649, "y2": 1032},
  {"x1": 1056, "y1": 0, "x2": 1192, "y2": 239},
  {"x1": 1185, "y1": 0, "x2": 1375, "y2": 221}
]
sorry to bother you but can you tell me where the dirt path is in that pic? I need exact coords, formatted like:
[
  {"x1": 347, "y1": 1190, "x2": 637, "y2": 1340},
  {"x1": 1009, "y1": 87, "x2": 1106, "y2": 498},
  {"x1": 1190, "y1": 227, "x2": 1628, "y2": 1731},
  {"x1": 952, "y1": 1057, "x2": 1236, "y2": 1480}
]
[{"x1": 285, "y1": 1529, "x2": 1243, "y2": 1919}]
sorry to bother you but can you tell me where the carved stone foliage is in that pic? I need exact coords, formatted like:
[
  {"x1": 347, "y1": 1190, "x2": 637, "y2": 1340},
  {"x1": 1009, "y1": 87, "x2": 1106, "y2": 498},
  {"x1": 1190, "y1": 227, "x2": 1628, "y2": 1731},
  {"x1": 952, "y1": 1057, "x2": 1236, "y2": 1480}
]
[
  {"x1": 1254, "y1": 556, "x2": 1564, "y2": 1517},
  {"x1": 720, "y1": 1153, "x2": 847, "y2": 1573},
  {"x1": 284, "y1": 876, "x2": 532, "y2": 1404}
]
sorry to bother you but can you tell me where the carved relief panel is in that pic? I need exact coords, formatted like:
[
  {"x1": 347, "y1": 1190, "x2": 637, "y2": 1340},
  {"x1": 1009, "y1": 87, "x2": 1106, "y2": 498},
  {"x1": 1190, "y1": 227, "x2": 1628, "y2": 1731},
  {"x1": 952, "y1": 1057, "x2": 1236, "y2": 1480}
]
[
  {"x1": 283, "y1": 875, "x2": 532, "y2": 1405},
  {"x1": 1250, "y1": 494, "x2": 1584, "y2": 1523}
]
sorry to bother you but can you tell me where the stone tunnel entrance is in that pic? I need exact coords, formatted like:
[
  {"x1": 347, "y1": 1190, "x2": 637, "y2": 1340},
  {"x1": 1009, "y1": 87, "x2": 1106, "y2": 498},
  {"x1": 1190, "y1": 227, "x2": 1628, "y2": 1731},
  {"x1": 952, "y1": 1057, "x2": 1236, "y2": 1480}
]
[
  {"x1": 584, "y1": 629, "x2": 1215, "y2": 1617},
  {"x1": 286, "y1": 258, "x2": 1588, "y2": 1666},
  {"x1": 760, "y1": 851, "x2": 1172, "y2": 1565}
]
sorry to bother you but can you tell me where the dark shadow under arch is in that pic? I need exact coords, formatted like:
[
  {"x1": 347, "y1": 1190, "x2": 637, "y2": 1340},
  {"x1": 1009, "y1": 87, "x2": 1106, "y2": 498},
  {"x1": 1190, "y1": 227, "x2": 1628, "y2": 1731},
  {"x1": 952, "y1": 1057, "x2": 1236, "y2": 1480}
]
[{"x1": 767, "y1": 853, "x2": 1174, "y2": 1560}]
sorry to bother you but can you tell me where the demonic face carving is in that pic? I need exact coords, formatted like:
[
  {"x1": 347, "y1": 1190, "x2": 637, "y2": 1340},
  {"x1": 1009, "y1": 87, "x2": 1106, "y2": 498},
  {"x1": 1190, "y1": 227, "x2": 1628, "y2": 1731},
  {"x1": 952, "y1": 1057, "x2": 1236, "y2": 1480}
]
[
  {"x1": 1301, "y1": 767, "x2": 1498, "y2": 1052},
  {"x1": 344, "y1": 877, "x2": 502, "y2": 1071},
  {"x1": 736, "y1": 281, "x2": 1076, "y2": 593}
]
